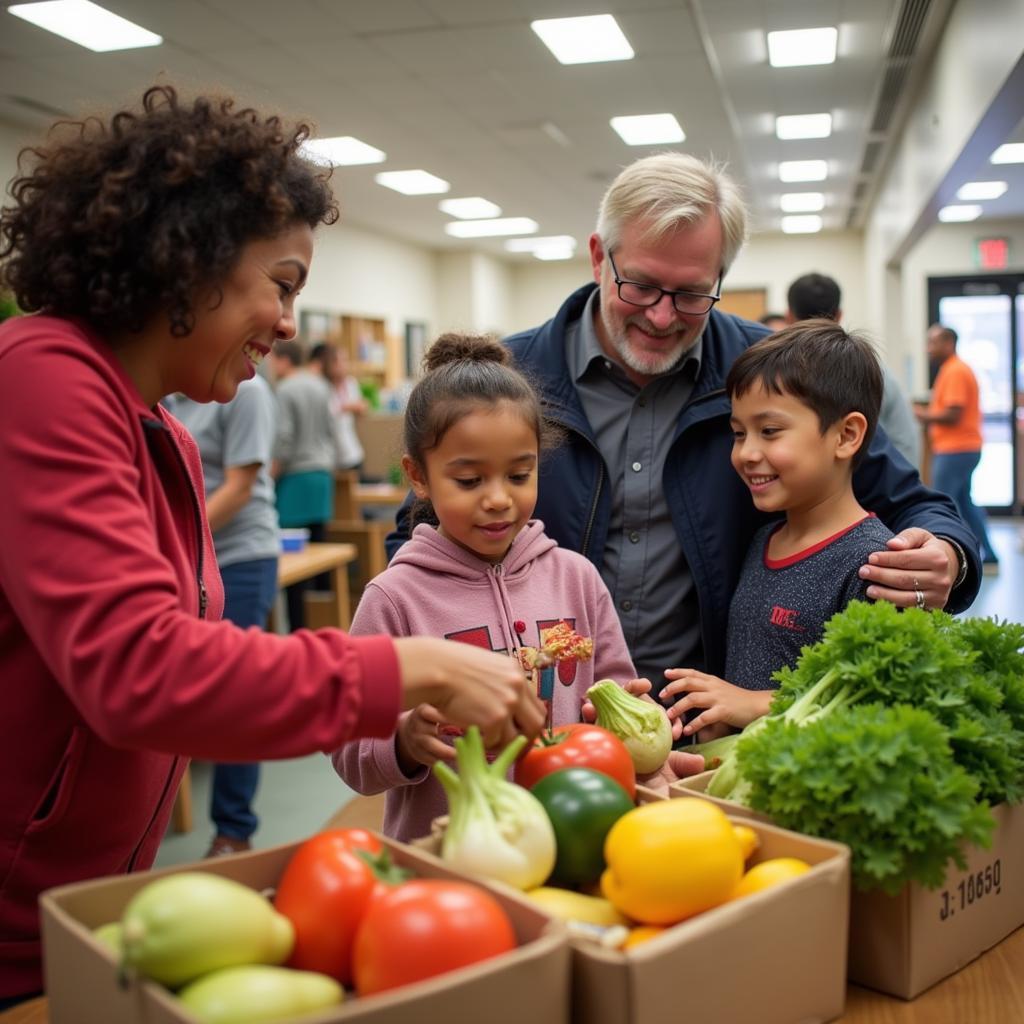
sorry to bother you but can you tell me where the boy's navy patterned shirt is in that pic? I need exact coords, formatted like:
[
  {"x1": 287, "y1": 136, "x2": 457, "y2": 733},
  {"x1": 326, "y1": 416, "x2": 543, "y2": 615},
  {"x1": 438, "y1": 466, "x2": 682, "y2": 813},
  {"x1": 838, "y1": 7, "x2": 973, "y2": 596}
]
[{"x1": 724, "y1": 515, "x2": 895, "y2": 691}]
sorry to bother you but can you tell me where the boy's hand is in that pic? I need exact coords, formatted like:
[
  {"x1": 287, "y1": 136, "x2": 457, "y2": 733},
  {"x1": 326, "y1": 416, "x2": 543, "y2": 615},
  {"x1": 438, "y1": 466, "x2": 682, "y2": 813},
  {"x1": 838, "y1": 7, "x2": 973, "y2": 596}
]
[
  {"x1": 637, "y1": 750, "x2": 707, "y2": 794},
  {"x1": 660, "y1": 669, "x2": 772, "y2": 735},
  {"x1": 858, "y1": 528, "x2": 956, "y2": 609},
  {"x1": 580, "y1": 676, "x2": 683, "y2": 741},
  {"x1": 396, "y1": 704, "x2": 456, "y2": 775}
]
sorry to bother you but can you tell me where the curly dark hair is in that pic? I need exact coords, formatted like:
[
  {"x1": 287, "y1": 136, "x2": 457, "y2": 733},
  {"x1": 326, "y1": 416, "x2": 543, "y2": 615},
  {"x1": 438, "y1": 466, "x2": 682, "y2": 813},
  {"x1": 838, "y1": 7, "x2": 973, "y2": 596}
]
[{"x1": 0, "y1": 84, "x2": 338, "y2": 336}]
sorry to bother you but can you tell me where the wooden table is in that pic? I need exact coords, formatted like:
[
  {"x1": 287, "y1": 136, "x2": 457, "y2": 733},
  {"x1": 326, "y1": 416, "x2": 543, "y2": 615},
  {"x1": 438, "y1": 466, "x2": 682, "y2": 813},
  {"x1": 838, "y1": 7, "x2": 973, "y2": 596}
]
[
  {"x1": 6, "y1": 926, "x2": 1021, "y2": 1022},
  {"x1": 328, "y1": 473, "x2": 403, "y2": 600}
]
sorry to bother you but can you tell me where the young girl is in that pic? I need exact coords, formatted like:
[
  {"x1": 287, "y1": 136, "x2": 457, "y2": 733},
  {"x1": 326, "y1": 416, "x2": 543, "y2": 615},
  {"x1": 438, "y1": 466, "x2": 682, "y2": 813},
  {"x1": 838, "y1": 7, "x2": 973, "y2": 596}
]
[{"x1": 331, "y1": 333, "x2": 637, "y2": 841}]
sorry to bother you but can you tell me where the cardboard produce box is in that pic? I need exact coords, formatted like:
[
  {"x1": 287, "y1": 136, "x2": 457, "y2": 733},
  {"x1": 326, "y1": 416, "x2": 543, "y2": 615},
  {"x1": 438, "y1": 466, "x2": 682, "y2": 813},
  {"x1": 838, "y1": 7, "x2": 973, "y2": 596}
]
[
  {"x1": 847, "y1": 800, "x2": 1024, "y2": 999},
  {"x1": 420, "y1": 796, "x2": 850, "y2": 1024},
  {"x1": 672, "y1": 774, "x2": 1024, "y2": 999},
  {"x1": 40, "y1": 835, "x2": 570, "y2": 1024}
]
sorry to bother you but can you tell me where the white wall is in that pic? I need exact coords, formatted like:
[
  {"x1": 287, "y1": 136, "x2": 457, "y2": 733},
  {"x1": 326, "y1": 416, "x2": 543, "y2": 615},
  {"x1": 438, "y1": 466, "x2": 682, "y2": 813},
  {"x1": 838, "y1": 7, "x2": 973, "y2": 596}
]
[{"x1": 0, "y1": 120, "x2": 31, "y2": 184}]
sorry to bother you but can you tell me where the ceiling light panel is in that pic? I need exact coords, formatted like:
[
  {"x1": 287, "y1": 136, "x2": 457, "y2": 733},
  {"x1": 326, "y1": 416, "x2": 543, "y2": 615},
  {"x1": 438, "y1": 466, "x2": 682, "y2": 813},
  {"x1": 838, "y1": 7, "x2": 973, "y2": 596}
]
[
  {"x1": 779, "y1": 160, "x2": 828, "y2": 182},
  {"x1": 956, "y1": 181, "x2": 1007, "y2": 201},
  {"x1": 445, "y1": 218, "x2": 539, "y2": 238},
  {"x1": 300, "y1": 137, "x2": 385, "y2": 167},
  {"x1": 439, "y1": 197, "x2": 502, "y2": 219},
  {"x1": 990, "y1": 143, "x2": 1024, "y2": 164},
  {"x1": 767, "y1": 27, "x2": 838, "y2": 67},
  {"x1": 375, "y1": 170, "x2": 450, "y2": 195},
  {"x1": 504, "y1": 235, "x2": 577, "y2": 253},
  {"x1": 531, "y1": 15, "x2": 634, "y2": 65},
  {"x1": 938, "y1": 205, "x2": 982, "y2": 222},
  {"x1": 781, "y1": 215, "x2": 823, "y2": 234},
  {"x1": 7, "y1": 0, "x2": 161, "y2": 51},
  {"x1": 780, "y1": 192, "x2": 825, "y2": 212},
  {"x1": 610, "y1": 114, "x2": 685, "y2": 146},
  {"x1": 775, "y1": 113, "x2": 832, "y2": 140}
]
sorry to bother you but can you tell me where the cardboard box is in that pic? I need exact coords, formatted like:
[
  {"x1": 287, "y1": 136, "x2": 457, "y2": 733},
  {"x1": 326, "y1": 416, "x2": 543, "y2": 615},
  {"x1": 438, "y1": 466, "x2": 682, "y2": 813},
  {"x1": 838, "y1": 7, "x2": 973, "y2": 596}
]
[
  {"x1": 673, "y1": 773, "x2": 1024, "y2": 1000},
  {"x1": 847, "y1": 800, "x2": 1024, "y2": 999},
  {"x1": 40, "y1": 836, "x2": 569, "y2": 1024},
  {"x1": 420, "y1": 793, "x2": 850, "y2": 1024},
  {"x1": 669, "y1": 769, "x2": 772, "y2": 823}
]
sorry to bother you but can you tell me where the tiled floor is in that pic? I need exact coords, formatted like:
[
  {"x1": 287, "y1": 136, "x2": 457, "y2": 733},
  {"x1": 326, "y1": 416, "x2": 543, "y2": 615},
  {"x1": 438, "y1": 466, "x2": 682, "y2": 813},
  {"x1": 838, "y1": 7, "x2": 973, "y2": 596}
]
[{"x1": 155, "y1": 517, "x2": 1024, "y2": 868}]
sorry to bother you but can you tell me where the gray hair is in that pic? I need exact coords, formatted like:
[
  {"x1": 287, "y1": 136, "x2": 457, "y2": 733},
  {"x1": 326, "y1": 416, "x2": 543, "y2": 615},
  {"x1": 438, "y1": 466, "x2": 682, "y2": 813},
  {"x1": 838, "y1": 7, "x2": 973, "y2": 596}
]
[{"x1": 595, "y1": 153, "x2": 748, "y2": 274}]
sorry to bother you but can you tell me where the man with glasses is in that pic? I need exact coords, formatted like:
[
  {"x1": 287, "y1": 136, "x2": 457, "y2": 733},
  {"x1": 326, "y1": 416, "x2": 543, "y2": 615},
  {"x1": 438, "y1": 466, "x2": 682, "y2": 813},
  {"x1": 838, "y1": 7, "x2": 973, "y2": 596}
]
[{"x1": 388, "y1": 153, "x2": 980, "y2": 718}]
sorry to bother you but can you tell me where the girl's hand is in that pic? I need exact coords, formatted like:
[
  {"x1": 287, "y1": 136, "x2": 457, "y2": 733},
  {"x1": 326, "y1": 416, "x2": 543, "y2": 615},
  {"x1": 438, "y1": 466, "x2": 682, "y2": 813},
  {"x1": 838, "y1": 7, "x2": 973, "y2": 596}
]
[
  {"x1": 395, "y1": 704, "x2": 456, "y2": 775},
  {"x1": 660, "y1": 669, "x2": 772, "y2": 735},
  {"x1": 580, "y1": 677, "x2": 683, "y2": 741},
  {"x1": 637, "y1": 750, "x2": 707, "y2": 794}
]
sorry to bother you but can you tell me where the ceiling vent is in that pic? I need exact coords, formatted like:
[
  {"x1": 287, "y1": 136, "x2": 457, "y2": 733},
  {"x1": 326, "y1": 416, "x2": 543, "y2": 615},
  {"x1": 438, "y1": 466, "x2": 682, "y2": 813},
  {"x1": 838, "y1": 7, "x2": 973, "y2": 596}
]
[
  {"x1": 869, "y1": 0, "x2": 933, "y2": 135},
  {"x1": 859, "y1": 140, "x2": 885, "y2": 175},
  {"x1": 7, "y1": 94, "x2": 69, "y2": 117}
]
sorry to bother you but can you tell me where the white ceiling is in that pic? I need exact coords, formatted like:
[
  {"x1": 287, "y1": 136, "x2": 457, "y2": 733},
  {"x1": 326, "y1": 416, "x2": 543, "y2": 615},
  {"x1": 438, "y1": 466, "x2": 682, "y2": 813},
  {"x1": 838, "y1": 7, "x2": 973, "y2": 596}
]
[{"x1": 1, "y1": 0, "x2": 1022, "y2": 261}]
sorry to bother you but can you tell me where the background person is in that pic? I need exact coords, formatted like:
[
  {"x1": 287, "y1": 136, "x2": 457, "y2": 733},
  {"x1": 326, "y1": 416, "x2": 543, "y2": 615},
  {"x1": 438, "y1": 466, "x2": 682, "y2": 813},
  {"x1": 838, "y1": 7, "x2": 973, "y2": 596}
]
[
  {"x1": 915, "y1": 323, "x2": 999, "y2": 571},
  {"x1": 389, "y1": 153, "x2": 980, "y2": 698},
  {"x1": 165, "y1": 376, "x2": 279, "y2": 858},
  {"x1": 311, "y1": 341, "x2": 367, "y2": 473},
  {"x1": 785, "y1": 272, "x2": 920, "y2": 468},
  {"x1": 0, "y1": 84, "x2": 543, "y2": 1007}
]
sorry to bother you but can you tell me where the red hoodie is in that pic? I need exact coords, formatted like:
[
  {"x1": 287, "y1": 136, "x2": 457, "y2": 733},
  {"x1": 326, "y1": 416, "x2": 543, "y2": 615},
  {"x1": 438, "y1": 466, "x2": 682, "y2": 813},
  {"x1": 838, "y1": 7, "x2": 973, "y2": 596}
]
[{"x1": 0, "y1": 316, "x2": 400, "y2": 997}]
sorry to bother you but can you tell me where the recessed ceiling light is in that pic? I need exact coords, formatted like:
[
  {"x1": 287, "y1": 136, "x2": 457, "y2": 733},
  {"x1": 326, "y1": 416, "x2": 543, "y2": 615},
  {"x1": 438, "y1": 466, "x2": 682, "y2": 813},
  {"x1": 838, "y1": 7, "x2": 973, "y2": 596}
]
[
  {"x1": 781, "y1": 215, "x2": 823, "y2": 234},
  {"x1": 300, "y1": 137, "x2": 385, "y2": 167},
  {"x1": 775, "y1": 113, "x2": 832, "y2": 140},
  {"x1": 375, "y1": 170, "x2": 450, "y2": 195},
  {"x1": 504, "y1": 235, "x2": 577, "y2": 253},
  {"x1": 780, "y1": 192, "x2": 825, "y2": 212},
  {"x1": 7, "y1": 0, "x2": 161, "y2": 51},
  {"x1": 445, "y1": 217, "x2": 539, "y2": 238},
  {"x1": 990, "y1": 143, "x2": 1024, "y2": 164},
  {"x1": 531, "y1": 14, "x2": 634, "y2": 65},
  {"x1": 956, "y1": 181, "x2": 1008, "y2": 201},
  {"x1": 938, "y1": 205, "x2": 982, "y2": 223},
  {"x1": 779, "y1": 160, "x2": 828, "y2": 182},
  {"x1": 767, "y1": 28, "x2": 838, "y2": 67},
  {"x1": 439, "y1": 197, "x2": 502, "y2": 219},
  {"x1": 533, "y1": 245, "x2": 576, "y2": 261},
  {"x1": 610, "y1": 114, "x2": 685, "y2": 146}
]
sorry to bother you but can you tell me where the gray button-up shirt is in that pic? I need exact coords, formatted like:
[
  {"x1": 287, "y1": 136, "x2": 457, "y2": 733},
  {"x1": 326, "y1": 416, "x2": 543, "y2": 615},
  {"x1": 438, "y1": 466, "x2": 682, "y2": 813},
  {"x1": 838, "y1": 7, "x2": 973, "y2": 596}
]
[{"x1": 565, "y1": 291, "x2": 705, "y2": 686}]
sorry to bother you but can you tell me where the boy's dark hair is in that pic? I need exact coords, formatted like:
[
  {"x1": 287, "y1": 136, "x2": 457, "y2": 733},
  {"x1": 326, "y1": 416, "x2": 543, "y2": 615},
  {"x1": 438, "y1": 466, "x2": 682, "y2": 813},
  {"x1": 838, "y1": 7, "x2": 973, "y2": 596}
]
[
  {"x1": 0, "y1": 84, "x2": 337, "y2": 338},
  {"x1": 787, "y1": 273, "x2": 841, "y2": 321},
  {"x1": 274, "y1": 340, "x2": 304, "y2": 367},
  {"x1": 404, "y1": 332, "x2": 560, "y2": 525},
  {"x1": 308, "y1": 342, "x2": 335, "y2": 365},
  {"x1": 726, "y1": 319, "x2": 883, "y2": 469}
]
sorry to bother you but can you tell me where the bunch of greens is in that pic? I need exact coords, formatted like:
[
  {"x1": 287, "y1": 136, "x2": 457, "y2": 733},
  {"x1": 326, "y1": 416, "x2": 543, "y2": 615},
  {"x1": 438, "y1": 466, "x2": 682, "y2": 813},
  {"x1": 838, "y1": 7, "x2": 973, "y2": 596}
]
[
  {"x1": 706, "y1": 602, "x2": 1024, "y2": 806},
  {"x1": 736, "y1": 704, "x2": 995, "y2": 893}
]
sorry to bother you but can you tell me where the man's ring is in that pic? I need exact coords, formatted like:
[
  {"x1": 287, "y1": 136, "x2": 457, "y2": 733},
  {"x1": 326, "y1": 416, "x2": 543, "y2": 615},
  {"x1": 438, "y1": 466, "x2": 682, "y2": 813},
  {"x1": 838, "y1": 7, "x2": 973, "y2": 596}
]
[{"x1": 915, "y1": 589, "x2": 926, "y2": 610}]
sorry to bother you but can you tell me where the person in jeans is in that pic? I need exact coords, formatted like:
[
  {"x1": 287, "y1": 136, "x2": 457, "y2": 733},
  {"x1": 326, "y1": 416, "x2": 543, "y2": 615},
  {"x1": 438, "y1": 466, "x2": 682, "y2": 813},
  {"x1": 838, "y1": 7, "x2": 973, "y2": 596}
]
[
  {"x1": 915, "y1": 323, "x2": 999, "y2": 571},
  {"x1": 166, "y1": 375, "x2": 279, "y2": 856}
]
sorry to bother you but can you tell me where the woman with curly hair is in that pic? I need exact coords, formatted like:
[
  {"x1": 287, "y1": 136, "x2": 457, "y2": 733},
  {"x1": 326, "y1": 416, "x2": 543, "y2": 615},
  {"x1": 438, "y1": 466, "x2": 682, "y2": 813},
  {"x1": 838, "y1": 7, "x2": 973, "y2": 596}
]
[{"x1": 0, "y1": 84, "x2": 543, "y2": 1007}]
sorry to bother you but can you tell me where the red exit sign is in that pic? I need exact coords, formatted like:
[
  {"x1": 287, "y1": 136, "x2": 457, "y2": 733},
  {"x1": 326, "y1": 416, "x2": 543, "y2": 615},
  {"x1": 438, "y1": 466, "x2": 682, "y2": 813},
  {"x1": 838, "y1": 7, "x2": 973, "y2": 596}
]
[{"x1": 974, "y1": 237, "x2": 1010, "y2": 269}]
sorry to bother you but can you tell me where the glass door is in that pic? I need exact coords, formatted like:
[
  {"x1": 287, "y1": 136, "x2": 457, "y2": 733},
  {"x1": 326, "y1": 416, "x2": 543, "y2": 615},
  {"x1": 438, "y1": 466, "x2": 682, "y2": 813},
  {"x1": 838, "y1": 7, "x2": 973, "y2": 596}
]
[{"x1": 928, "y1": 275, "x2": 1021, "y2": 514}]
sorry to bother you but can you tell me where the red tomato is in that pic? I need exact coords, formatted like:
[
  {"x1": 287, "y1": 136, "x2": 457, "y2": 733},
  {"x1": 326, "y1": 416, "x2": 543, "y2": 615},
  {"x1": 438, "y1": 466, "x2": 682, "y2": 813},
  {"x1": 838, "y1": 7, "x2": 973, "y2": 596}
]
[
  {"x1": 514, "y1": 724, "x2": 636, "y2": 798},
  {"x1": 353, "y1": 880, "x2": 517, "y2": 996},
  {"x1": 274, "y1": 828, "x2": 386, "y2": 985}
]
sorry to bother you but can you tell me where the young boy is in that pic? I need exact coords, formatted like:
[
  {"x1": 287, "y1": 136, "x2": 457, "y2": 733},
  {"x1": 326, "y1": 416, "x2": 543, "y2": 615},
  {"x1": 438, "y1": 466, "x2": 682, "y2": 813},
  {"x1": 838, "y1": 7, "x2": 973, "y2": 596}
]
[{"x1": 660, "y1": 319, "x2": 894, "y2": 737}]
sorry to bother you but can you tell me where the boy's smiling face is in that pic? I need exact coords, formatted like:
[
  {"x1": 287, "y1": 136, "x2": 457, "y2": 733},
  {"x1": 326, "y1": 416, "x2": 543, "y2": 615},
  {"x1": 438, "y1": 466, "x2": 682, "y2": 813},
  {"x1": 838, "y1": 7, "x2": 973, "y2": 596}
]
[{"x1": 729, "y1": 383, "x2": 859, "y2": 517}]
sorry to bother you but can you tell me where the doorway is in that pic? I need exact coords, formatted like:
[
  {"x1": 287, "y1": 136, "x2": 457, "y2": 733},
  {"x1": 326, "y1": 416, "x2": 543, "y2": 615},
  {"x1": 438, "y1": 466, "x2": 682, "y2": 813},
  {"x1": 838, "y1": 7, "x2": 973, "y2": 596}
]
[{"x1": 927, "y1": 275, "x2": 1023, "y2": 514}]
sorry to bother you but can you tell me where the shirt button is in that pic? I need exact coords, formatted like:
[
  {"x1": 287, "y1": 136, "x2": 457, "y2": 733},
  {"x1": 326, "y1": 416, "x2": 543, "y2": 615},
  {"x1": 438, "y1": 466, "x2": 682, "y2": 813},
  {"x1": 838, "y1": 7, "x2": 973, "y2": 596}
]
[
  {"x1": 621, "y1": 599, "x2": 632, "y2": 611},
  {"x1": 632, "y1": 461, "x2": 642, "y2": 472},
  {"x1": 629, "y1": 531, "x2": 640, "y2": 544}
]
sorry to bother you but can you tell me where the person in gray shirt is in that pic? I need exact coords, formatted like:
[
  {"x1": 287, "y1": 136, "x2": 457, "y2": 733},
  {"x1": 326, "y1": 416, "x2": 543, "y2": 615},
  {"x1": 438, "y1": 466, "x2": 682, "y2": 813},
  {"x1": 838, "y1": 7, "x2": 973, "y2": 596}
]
[
  {"x1": 165, "y1": 374, "x2": 279, "y2": 856},
  {"x1": 661, "y1": 320, "x2": 895, "y2": 738},
  {"x1": 785, "y1": 272, "x2": 921, "y2": 468}
]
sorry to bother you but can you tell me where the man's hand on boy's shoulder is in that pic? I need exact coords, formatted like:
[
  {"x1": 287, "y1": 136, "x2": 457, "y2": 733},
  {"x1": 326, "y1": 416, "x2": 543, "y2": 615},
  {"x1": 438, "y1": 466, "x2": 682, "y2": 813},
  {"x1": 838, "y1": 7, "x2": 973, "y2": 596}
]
[{"x1": 857, "y1": 527, "x2": 956, "y2": 609}]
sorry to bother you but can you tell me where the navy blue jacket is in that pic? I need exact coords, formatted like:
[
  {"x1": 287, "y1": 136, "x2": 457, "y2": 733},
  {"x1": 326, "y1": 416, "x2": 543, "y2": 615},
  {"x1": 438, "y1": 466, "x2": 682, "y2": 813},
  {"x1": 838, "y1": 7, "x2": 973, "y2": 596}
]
[{"x1": 389, "y1": 283, "x2": 981, "y2": 674}]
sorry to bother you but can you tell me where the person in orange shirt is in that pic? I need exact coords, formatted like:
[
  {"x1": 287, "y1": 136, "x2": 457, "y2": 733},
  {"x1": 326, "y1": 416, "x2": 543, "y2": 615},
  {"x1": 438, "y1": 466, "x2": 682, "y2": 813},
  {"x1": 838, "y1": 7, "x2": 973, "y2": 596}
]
[{"x1": 914, "y1": 324, "x2": 999, "y2": 570}]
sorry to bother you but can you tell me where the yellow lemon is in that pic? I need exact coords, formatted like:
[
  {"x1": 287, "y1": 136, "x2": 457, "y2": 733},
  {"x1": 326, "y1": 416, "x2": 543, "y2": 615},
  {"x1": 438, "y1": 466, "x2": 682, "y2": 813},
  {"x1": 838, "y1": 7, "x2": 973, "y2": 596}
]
[{"x1": 731, "y1": 857, "x2": 811, "y2": 900}]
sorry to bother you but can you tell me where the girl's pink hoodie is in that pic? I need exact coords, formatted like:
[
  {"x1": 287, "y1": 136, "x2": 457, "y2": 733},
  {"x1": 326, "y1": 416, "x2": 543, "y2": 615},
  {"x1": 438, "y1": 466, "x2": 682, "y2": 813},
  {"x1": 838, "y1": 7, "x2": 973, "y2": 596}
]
[{"x1": 331, "y1": 520, "x2": 636, "y2": 841}]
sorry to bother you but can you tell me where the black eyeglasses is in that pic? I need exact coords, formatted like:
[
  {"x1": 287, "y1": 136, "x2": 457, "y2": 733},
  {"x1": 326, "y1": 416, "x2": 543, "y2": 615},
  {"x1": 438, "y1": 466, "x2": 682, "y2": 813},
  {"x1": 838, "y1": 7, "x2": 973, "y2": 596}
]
[{"x1": 606, "y1": 250, "x2": 721, "y2": 316}]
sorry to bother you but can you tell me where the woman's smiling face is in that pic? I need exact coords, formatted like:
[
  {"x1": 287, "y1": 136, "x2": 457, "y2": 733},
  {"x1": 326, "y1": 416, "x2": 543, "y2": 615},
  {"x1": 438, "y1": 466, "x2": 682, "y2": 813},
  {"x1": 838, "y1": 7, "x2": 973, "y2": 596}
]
[{"x1": 169, "y1": 222, "x2": 313, "y2": 403}]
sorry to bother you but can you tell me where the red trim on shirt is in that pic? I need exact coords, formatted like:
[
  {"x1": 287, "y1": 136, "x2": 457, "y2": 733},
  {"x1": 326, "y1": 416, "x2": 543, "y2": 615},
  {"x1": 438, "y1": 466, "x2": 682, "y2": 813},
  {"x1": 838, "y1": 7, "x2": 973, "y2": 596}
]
[{"x1": 763, "y1": 513, "x2": 877, "y2": 569}]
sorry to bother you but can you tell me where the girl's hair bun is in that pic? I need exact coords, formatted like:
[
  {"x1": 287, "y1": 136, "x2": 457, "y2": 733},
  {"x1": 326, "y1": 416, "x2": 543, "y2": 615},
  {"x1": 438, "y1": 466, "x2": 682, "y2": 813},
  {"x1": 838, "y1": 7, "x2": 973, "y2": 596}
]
[{"x1": 422, "y1": 332, "x2": 510, "y2": 373}]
